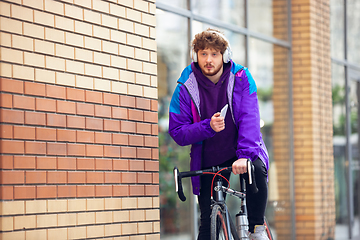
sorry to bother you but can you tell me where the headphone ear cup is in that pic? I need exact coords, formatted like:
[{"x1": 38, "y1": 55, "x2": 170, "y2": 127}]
[
  {"x1": 191, "y1": 49, "x2": 197, "y2": 62},
  {"x1": 223, "y1": 49, "x2": 229, "y2": 63}
]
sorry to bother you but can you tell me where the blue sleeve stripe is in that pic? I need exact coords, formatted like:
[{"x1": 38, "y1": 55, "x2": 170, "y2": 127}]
[
  {"x1": 169, "y1": 85, "x2": 181, "y2": 114},
  {"x1": 244, "y1": 68, "x2": 257, "y2": 95}
]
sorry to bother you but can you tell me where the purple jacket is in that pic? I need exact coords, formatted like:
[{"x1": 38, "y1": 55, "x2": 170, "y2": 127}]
[{"x1": 169, "y1": 61, "x2": 269, "y2": 195}]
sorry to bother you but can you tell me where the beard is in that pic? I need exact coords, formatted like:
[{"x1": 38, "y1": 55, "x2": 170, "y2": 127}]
[{"x1": 200, "y1": 63, "x2": 223, "y2": 77}]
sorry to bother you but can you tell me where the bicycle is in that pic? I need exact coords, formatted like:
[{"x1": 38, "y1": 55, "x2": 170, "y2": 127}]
[{"x1": 173, "y1": 159, "x2": 273, "y2": 240}]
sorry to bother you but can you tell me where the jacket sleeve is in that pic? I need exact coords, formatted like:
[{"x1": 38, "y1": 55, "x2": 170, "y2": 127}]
[
  {"x1": 168, "y1": 84, "x2": 216, "y2": 146},
  {"x1": 234, "y1": 68, "x2": 262, "y2": 161}
]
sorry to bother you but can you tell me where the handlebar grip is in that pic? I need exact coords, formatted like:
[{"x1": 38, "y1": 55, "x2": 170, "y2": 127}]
[
  {"x1": 247, "y1": 160, "x2": 258, "y2": 194},
  {"x1": 173, "y1": 167, "x2": 186, "y2": 202}
]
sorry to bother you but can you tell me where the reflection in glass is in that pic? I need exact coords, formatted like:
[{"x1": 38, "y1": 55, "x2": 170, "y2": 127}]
[
  {"x1": 156, "y1": 10, "x2": 192, "y2": 239},
  {"x1": 192, "y1": 0, "x2": 245, "y2": 27},
  {"x1": 347, "y1": 0, "x2": 360, "y2": 65},
  {"x1": 192, "y1": 21, "x2": 246, "y2": 66},
  {"x1": 330, "y1": 0, "x2": 345, "y2": 60},
  {"x1": 249, "y1": 0, "x2": 288, "y2": 40},
  {"x1": 332, "y1": 64, "x2": 349, "y2": 239},
  {"x1": 157, "y1": 0, "x2": 188, "y2": 9}
]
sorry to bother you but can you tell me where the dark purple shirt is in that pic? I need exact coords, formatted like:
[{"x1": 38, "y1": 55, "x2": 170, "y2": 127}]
[{"x1": 192, "y1": 62, "x2": 238, "y2": 168}]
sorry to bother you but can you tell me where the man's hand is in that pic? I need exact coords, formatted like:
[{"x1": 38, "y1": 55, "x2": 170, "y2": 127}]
[
  {"x1": 210, "y1": 112, "x2": 225, "y2": 132},
  {"x1": 232, "y1": 158, "x2": 248, "y2": 175}
]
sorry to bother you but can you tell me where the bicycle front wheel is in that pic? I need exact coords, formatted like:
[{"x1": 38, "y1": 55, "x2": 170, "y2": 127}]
[{"x1": 210, "y1": 204, "x2": 231, "y2": 240}]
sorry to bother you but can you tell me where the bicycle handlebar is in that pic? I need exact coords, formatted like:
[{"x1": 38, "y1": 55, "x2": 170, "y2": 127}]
[{"x1": 173, "y1": 159, "x2": 258, "y2": 202}]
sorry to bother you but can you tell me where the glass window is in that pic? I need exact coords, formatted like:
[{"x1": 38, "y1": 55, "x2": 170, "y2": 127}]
[
  {"x1": 330, "y1": 0, "x2": 345, "y2": 60},
  {"x1": 249, "y1": 0, "x2": 288, "y2": 40},
  {"x1": 347, "y1": 0, "x2": 360, "y2": 65},
  {"x1": 157, "y1": 0, "x2": 188, "y2": 9},
  {"x1": 191, "y1": 0, "x2": 245, "y2": 27},
  {"x1": 156, "y1": 10, "x2": 192, "y2": 239}
]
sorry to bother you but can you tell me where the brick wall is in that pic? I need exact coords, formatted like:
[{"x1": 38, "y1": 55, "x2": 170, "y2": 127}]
[
  {"x1": 291, "y1": 0, "x2": 335, "y2": 239},
  {"x1": 0, "y1": 0, "x2": 159, "y2": 239}
]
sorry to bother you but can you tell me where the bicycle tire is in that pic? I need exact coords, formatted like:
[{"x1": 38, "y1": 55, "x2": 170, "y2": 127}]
[
  {"x1": 211, "y1": 204, "x2": 231, "y2": 240},
  {"x1": 264, "y1": 217, "x2": 274, "y2": 240}
]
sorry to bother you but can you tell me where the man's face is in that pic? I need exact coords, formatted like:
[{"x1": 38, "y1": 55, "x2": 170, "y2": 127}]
[{"x1": 197, "y1": 48, "x2": 223, "y2": 78}]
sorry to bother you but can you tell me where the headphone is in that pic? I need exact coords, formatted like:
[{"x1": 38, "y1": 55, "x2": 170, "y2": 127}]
[{"x1": 191, "y1": 30, "x2": 233, "y2": 63}]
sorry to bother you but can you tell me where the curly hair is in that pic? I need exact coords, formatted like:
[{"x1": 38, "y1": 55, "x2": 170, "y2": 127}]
[{"x1": 191, "y1": 28, "x2": 228, "y2": 54}]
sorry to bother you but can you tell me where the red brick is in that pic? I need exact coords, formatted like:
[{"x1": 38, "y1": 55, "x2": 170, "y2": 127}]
[
  {"x1": 112, "y1": 133, "x2": 128, "y2": 145},
  {"x1": 150, "y1": 99, "x2": 158, "y2": 111},
  {"x1": 25, "y1": 81, "x2": 46, "y2": 96},
  {"x1": 57, "y1": 100, "x2": 76, "y2": 114},
  {"x1": 152, "y1": 148, "x2": 159, "y2": 160},
  {"x1": 86, "y1": 144, "x2": 103, "y2": 157},
  {"x1": 1, "y1": 170, "x2": 24, "y2": 184},
  {"x1": 77, "y1": 185, "x2": 95, "y2": 198},
  {"x1": 76, "y1": 102, "x2": 94, "y2": 116},
  {"x1": 95, "y1": 158, "x2": 112, "y2": 170},
  {"x1": 47, "y1": 142, "x2": 67, "y2": 155},
  {"x1": 13, "y1": 126, "x2": 35, "y2": 140},
  {"x1": 68, "y1": 171, "x2": 85, "y2": 184},
  {"x1": 95, "y1": 105, "x2": 111, "y2": 118},
  {"x1": 0, "y1": 155, "x2": 13, "y2": 169},
  {"x1": 121, "y1": 172, "x2": 136, "y2": 183},
  {"x1": 37, "y1": 185, "x2": 57, "y2": 199},
  {"x1": 76, "y1": 131, "x2": 94, "y2": 143},
  {"x1": 120, "y1": 121, "x2": 136, "y2": 133},
  {"x1": 57, "y1": 129, "x2": 76, "y2": 142},
  {"x1": 13, "y1": 95, "x2": 35, "y2": 110},
  {"x1": 129, "y1": 135, "x2": 143, "y2": 146},
  {"x1": 37, "y1": 156, "x2": 57, "y2": 170},
  {"x1": 128, "y1": 109, "x2": 143, "y2": 121},
  {"x1": 35, "y1": 128, "x2": 57, "y2": 141},
  {"x1": 36, "y1": 98, "x2": 57, "y2": 112},
  {"x1": 47, "y1": 171, "x2": 67, "y2": 184},
  {"x1": 47, "y1": 113, "x2": 66, "y2": 127},
  {"x1": 58, "y1": 185, "x2": 76, "y2": 198},
  {"x1": 121, "y1": 146, "x2": 136, "y2": 158},
  {"x1": 103, "y1": 145, "x2": 120, "y2": 158},
  {"x1": 85, "y1": 117, "x2": 103, "y2": 130},
  {"x1": 145, "y1": 160, "x2": 159, "y2": 171},
  {"x1": 14, "y1": 156, "x2": 36, "y2": 169},
  {"x1": 136, "y1": 122, "x2": 151, "y2": 134},
  {"x1": 145, "y1": 185, "x2": 159, "y2": 196},
  {"x1": 113, "y1": 159, "x2": 128, "y2": 171},
  {"x1": 57, "y1": 157, "x2": 76, "y2": 170},
  {"x1": 129, "y1": 160, "x2": 144, "y2": 171},
  {"x1": 120, "y1": 95, "x2": 135, "y2": 107},
  {"x1": 46, "y1": 85, "x2": 66, "y2": 99},
  {"x1": 67, "y1": 115, "x2": 85, "y2": 129},
  {"x1": 67, "y1": 143, "x2": 86, "y2": 156},
  {"x1": 25, "y1": 111, "x2": 46, "y2": 125},
  {"x1": 151, "y1": 124, "x2": 158, "y2": 136},
  {"x1": 129, "y1": 185, "x2": 144, "y2": 196},
  {"x1": 152, "y1": 173, "x2": 159, "y2": 184},
  {"x1": 112, "y1": 107, "x2": 127, "y2": 119},
  {"x1": 0, "y1": 186, "x2": 14, "y2": 200},
  {"x1": 104, "y1": 119, "x2": 120, "y2": 132},
  {"x1": 136, "y1": 97, "x2": 151, "y2": 110},
  {"x1": 144, "y1": 136, "x2": 158, "y2": 147},
  {"x1": 0, "y1": 93, "x2": 12, "y2": 108},
  {"x1": 67, "y1": 88, "x2": 85, "y2": 101},
  {"x1": 85, "y1": 90, "x2": 102, "y2": 103},
  {"x1": 1, "y1": 109, "x2": 24, "y2": 124},
  {"x1": 103, "y1": 92, "x2": 119, "y2": 106},
  {"x1": 14, "y1": 186, "x2": 36, "y2": 199},
  {"x1": 0, "y1": 78, "x2": 23, "y2": 94},
  {"x1": 137, "y1": 172, "x2": 152, "y2": 183},
  {"x1": 104, "y1": 172, "x2": 120, "y2": 183},
  {"x1": 25, "y1": 171, "x2": 46, "y2": 184},
  {"x1": 95, "y1": 185, "x2": 112, "y2": 197},
  {"x1": 144, "y1": 111, "x2": 157, "y2": 123},
  {"x1": 113, "y1": 185, "x2": 129, "y2": 197},
  {"x1": 0, "y1": 125, "x2": 13, "y2": 139},
  {"x1": 95, "y1": 132, "x2": 111, "y2": 144},
  {"x1": 137, "y1": 148, "x2": 152, "y2": 159},
  {"x1": 1, "y1": 140, "x2": 24, "y2": 154},
  {"x1": 77, "y1": 158, "x2": 95, "y2": 170}
]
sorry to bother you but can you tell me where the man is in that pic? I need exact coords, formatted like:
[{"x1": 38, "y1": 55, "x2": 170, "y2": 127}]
[{"x1": 168, "y1": 28, "x2": 270, "y2": 240}]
